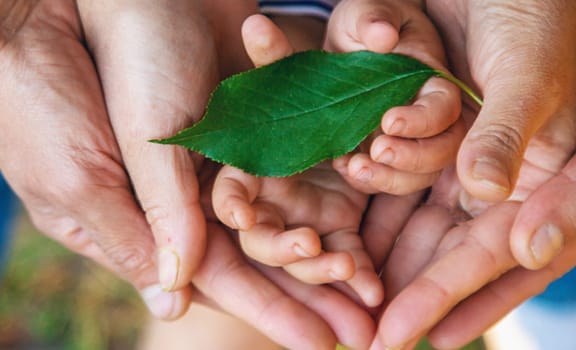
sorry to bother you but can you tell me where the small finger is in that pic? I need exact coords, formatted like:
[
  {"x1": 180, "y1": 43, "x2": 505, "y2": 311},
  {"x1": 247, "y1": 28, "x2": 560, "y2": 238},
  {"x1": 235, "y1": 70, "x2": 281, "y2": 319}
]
[
  {"x1": 325, "y1": 0, "x2": 401, "y2": 53},
  {"x1": 242, "y1": 14, "x2": 294, "y2": 68},
  {"x1": 256, "y1": 262, "x2": 376, "y2": 350},
  {"x1": 371, "y1": 119, "x2": 465, "y2": 173},
  {"x1": 346, "y1": 153, "x2": 441, "y2": 195},
  {"x1": 240, "y1": 224, "x2": 322, "y2": 266},
  {"x1": 323, "y1": 229, "x2": 384, "y2": 307},
  {"x1": 193, "y1": 223, "x2": 338, "y2": 350},
  {"x1": 284, "y1": 252, "x2": 356, "y2": 284},
  {"x1": 381, "y1": 77, "x2": 462, "y2": 138},
  {"x1": 213, "y1": 165, "x2": 260, "y2": 230}
]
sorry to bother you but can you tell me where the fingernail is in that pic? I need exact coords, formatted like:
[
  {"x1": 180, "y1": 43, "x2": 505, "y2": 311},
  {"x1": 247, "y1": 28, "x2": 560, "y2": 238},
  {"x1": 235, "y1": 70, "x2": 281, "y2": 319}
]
[
  {"x1": 293, "y1": 243, "x2": 315, "y2": 258},
  {"x1": 329, "y1": 267, "x2": 351, "y2": 281},
  {"x1": 335, "y1": 164, "x2": 349, "y2": 177},
  {"x1": 530, "y1": 223, "x2": 564, "y2": 266},
  {"x1": 376, "y1": 147, "x2": 395, "y2": 164},
  {"x1": 158, "y1": 247, "x2": 180, "y2": 291},
  {"x1": 141, "y1": 284, "x2": 176, "y2": 319},
  {"x1": 369, "y1": 335, "x2": 402, "y2": 350},
  {"x1": 471, "y1": 157, "x2": 510, "y2": 195},
  {"x1": 333, "y1": 157, "x2": 350, "y2": 176},
  {"x1": 355, "y1": 167, "x2": 373, "y2": 183},
  {"x1": 459, "y1": 190, "x2": 486, "y2": 218},
  {"x1": 387, "y1": 119, "x2": 406, "y2": 135},
  {"x1": 329, "y1": 270, "x2": 346, "y2": 280},
  {"x1": 230, "y1": 211, "x2": 241, "y2": 229}
]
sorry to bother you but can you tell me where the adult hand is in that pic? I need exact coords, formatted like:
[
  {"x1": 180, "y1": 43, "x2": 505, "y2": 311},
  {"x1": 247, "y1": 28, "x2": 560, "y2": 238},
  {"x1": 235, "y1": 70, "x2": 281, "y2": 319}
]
[
  {"x1": 368, "y1": 168, "x2": 576, "y2": 350},
  {"x1": 0, "y1": 4, "x2": 377, "y2": 348},
  {"x1": 191, "y1": 220, "x2": 377, "y2": 350},
  {"x1": 362, "y1": 4, "x2": 576, "y2": 347},
  {"x1": 0, "y1": 0, "x2": 255, "y2": 319},
  {"x1": 426, "y1": 0, "x2": 576, "y2": 203},
  {"x1": 368, "y1": 112, "x2": 576, "y2": 348}
]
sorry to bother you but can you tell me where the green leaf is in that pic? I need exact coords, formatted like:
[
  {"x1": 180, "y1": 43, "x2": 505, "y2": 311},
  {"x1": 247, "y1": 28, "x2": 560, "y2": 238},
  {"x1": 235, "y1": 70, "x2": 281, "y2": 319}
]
[{"x1": 152, "y1": 50, "x2": 438, "y2": 177}]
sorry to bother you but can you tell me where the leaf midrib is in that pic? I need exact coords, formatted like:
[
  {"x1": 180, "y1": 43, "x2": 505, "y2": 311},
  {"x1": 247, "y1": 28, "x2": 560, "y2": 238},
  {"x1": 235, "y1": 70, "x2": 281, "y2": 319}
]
[{"x1": 191, "y1": 69, "x2": 434, "y2": 139}]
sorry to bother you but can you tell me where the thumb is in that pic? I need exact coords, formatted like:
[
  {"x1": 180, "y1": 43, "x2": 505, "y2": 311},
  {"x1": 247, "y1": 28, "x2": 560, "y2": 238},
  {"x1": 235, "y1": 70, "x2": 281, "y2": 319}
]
[
  {"x1": 241, "y1": 14, "x2": 294, "y2": 68},
  {"x1": 456, "y1": 65, "x2": 565, "y2": 202},
  {"x1": 79, "y1": 1, "x2": 220, "y2": 291},
  {"x1": 455, "y1": 1, "x2": 576, "y2": 202},
  {"x1": 324, "y1": 0, "x2": 401, "y2": 53},
  {"x1": 510, "y1": 157, "x2": 576, "y2": 270}
]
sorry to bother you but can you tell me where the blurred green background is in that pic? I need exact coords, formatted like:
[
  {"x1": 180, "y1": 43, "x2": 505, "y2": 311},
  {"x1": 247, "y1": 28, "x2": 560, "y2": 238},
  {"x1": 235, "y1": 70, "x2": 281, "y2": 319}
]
[
  {"x1": 1, "y1": 210, "x2": 484, "y2": 350},
  {"x1": 0, "y1": 211, "x2": 146, "y2": 350}
]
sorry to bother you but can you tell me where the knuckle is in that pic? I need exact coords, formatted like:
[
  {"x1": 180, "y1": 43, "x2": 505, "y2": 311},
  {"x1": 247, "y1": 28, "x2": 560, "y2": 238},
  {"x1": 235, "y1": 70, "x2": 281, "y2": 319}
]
[
  {"x1": 418, "y1": 274, "x2": 455, "y2": 305},
  {"x1": 104, "y1": 242, "x2": 155, "y2": 278},
  {"x1": 475, "y1": 122, "x2": 525, "y2": 160},
  {"x1": 413, "y1": 140, "x2": 425, "y2": 172},
  {"x1": 52, "y1": 146, "x2": 127, "y2": 203},
  {"x1": 381, "y1": 172, "x2": 427, "y2": 196},
  {"x1": 144, "y1": 204, "x2": 171, "y2": 235},
  {"x1": 383, "y1": 172, "x2": 405, "y2": 195}
]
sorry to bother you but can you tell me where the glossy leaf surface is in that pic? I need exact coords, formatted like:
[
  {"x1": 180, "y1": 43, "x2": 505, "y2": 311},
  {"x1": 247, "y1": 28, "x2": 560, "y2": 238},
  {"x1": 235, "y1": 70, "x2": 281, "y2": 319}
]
[{"x1": 153, "y1": 51, "x2": 437, "y2": 176}]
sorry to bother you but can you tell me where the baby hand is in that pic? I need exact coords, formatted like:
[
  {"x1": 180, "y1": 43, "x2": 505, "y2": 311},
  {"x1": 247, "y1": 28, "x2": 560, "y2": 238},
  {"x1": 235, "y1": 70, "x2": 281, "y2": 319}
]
[
  {"x1": 213, "y1": 164, "x2": 384, "y2": 307},
  {"x1": 326, "y1": 0, "x2": 465, "y2": 195}
]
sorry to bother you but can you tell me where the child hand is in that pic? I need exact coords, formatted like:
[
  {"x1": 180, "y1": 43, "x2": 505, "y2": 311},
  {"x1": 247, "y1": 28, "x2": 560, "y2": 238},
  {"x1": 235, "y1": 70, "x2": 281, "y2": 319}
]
[
  {"x1": 212, "y1": 14, "x2": 385, "y2": 308},
  {"x1": 325, "y1": 0, "x2": 465, "y2": 195},
  {"x1": 213, "y1": 163, "x2": 383, "y2": 307}
]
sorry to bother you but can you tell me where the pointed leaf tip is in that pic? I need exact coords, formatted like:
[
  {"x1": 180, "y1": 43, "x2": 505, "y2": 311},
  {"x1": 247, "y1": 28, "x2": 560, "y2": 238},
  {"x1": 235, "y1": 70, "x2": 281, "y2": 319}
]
[{"x1": 153, "y1": 50, "x2": 437, "y2": 176}]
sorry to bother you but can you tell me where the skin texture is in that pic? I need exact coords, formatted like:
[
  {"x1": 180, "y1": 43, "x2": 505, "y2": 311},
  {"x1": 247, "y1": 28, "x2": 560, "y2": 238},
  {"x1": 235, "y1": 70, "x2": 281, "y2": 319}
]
[
  {"x1": 0, "y1": 0, "x2": 254, "y2": 319},
  {"x1": 214, "y1": 162, "x2": 383, "y2": 308},
  {"x1": 213, "y1": 14, "x2": 384, "y2": 309},
  {"x1": 193, "y1": 162, "x2": 376, "y2": 350},
  {"x1": 326, "y1": 0, "x2": 464, "y2": 195},
  {"x1": 5, "y1": 1, "x2": 575, "y2": 349},
  {"x1": 427, "y1": 0, "x2": 576, "y2": 205},
  {"x1": 185, "y1": 17, "x2": 380, "y2": 349},
  {"x1": 213, "y1": 0, "x2": 464, "y2": 312},
  {"x1": 0, "y1": 2, "x2": 380, "y2": 349},
  {"x1": 363, "y1": 1, "x2": 576, "y2": 349}
]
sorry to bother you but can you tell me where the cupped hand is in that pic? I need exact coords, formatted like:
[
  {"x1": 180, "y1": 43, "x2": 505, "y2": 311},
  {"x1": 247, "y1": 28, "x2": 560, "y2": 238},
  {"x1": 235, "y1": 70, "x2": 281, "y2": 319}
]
[
  {"x1": 77, "y1": 0, "x2": 259, "y2": 293},
  {"x1": 183, "y1": 14, "x2": 378, "y2": 349},
  {"x1": 364, "y1": 3, "x2": 576, "y2": 347},
  {"x1": 369, "y1": 147, "x2": 576, "y2": 349},
  {"x1": 0, "y1": 0, "x2": 258, "y2": 320},
  {"x1": 371, "y1": 198, "x2": 576, "y2": 349},
  {"x1": 368, "y1": 99, "x2": 575, "y2": 347},
  {"x1": 213, "y1": 163, "x2": 384, "y2": 308},
  {"x1": 324, "y1": 0, "x2": 464, "y2": 195},
  {"x1": 427, "y1": 0, "x2": 576, "y2": 202},
  {"x1": 185, "y1": 162, "x2": 377, "y2": 350},
  {"x1": 212, "y1": 14, "x2": 383, "y2": 308}
]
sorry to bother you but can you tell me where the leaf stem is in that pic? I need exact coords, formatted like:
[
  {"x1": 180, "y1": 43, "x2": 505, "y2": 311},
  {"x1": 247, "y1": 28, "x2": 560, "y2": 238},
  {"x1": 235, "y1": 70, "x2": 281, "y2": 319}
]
[{"x1": 434, "y1": 70, "x2": 483, "y2": 107}]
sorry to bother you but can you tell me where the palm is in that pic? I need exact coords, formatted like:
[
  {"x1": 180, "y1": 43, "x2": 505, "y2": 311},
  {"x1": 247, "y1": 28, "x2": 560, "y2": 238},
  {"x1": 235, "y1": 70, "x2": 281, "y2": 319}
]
[
  {"x1": 255, "y1": 163, "x2": 368, "y2": 235},
  {"x1": 0, "y1": 1, "x2": 132, "y2": 258},
  {"x1": 214, "y1": 163, "x2": 384, "y2": 307}
]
